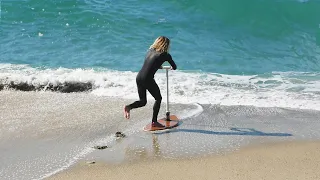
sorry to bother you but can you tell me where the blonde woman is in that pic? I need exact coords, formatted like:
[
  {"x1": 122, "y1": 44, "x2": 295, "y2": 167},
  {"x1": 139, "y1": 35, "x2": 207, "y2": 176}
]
[{"x1": 124, "y1": 36, "x2": 177, "y2": 128}]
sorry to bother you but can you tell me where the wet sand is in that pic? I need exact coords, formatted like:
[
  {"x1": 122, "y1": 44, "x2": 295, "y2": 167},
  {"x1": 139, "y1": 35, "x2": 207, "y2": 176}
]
[
  {"x1": 2, "y1": 91, "x2": 320, "y2": 179},
  {"x1": 50, "y1": 141, "x2": 320, "y2": 180}
]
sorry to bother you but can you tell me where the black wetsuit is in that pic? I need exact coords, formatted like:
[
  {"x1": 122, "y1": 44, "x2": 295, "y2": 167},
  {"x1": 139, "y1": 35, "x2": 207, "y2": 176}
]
[{"x1": 128, "y1": 48, "x2": 177, "y2": 122}]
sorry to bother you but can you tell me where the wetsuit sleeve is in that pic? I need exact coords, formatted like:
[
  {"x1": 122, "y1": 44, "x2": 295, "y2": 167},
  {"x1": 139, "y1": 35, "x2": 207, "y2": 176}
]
[{"x1": 166, "y1": 53, "x2": 177, "y2": 70}]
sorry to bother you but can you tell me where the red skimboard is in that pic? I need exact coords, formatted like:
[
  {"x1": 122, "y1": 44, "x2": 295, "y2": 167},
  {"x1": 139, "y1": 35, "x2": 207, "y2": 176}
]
[{"x1": 143, "y1": 115, "x2": 179, "y2": 131}]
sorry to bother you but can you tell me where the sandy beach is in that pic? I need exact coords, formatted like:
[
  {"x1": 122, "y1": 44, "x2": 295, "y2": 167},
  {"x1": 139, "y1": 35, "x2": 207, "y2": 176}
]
[
  {"x1": 50, "y1": 141, "x2": 320, "y2": 180},
  {"x1": 2, "y1": 91, "x2": 320, "y2": 179}
]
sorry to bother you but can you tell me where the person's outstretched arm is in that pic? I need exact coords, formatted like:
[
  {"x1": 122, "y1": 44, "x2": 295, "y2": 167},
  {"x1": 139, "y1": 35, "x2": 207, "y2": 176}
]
[{"x1": 167, "y1": 54, "x2": 177, "y2": 70}]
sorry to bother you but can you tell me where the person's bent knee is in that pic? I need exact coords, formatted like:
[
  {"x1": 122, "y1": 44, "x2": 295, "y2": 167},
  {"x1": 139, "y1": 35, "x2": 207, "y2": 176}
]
[{"x1": 141, "y1": 99, "x2": 147, "y2": 106}]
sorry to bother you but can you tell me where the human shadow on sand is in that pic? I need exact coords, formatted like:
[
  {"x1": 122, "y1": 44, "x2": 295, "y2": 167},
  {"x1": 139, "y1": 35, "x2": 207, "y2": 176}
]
[{"x1": 157, "y1": 127, "x2": 292, "y2": 137}]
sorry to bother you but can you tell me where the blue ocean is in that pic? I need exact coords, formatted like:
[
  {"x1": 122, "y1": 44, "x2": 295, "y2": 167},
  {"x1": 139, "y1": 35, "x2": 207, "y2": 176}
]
[
  {"x1": 1, "y1": 1, "x2": 320, "y2": 179},
  {"x1": 1, "y1": 0, "x2": 320, "y2": 109}
]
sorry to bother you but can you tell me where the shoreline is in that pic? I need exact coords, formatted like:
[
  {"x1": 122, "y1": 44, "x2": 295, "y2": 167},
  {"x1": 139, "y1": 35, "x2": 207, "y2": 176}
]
[
  {"x1": 49, "y1": 140, "x2": 320, "y2": 180},
  {"x1": 2, "y1": 91, "x2": 320, "y2": 179}
]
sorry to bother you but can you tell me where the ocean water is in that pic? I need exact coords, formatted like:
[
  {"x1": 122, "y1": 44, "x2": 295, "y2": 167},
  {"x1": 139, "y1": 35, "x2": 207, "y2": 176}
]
[
  {"x1": 1, "y1": 0, "x2": 320, "y2": 110},
  {"x1": 1, "y1": 0, "x2": 320, "y2": 179}
]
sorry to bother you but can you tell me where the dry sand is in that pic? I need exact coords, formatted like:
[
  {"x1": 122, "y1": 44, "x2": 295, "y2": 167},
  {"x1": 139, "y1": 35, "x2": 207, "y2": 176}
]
[{"x1": 49, "y1": 141, "x2": 320, "y2": 180}]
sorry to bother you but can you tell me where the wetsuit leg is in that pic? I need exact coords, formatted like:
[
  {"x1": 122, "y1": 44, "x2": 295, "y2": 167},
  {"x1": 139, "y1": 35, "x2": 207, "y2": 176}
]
[
  {"x1": 146, "y1": 79, "x2": 162, "y2": 122},
  {"x1": 127, "y1": 80, "x2": 147, "y2": 109}
]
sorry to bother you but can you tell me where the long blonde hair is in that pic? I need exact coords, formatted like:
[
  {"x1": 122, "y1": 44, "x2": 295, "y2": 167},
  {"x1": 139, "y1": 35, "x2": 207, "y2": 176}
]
[{"x1": 149, "y1": 36, "x2": 170, "y2": 53}]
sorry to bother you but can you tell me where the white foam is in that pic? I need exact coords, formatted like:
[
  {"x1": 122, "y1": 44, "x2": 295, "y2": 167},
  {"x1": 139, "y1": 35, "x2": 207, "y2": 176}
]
[
  {"x1": 177, "y1": 103, "x2": 204, "y2": 119},
  {"x1": 1, "y1": 63, "x2": 320, "y2": 111}
]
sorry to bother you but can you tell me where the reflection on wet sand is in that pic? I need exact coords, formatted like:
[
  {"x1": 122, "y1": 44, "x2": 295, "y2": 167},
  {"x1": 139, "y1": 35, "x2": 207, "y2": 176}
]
[{"x1": 123, "y1": 134, "x2": 163, "y2": 162}]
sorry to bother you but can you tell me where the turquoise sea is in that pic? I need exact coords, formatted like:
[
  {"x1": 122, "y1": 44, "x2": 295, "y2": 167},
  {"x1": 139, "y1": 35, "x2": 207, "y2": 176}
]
[
  {"x1": 1, "y1": 0, "x2": 320, "y2": 110},
  {"x1": 1, "y1": 0, "x2": 319, "y2": 71}
]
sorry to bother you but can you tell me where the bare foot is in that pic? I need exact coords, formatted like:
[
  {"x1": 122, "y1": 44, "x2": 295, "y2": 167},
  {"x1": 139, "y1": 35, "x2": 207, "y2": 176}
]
[
  {"x1": 123, "y1": 106, "x2": 130, "y2": 119},
  {"x1": 151, "y1": 121, "x2": 165, "y2": 128}
]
